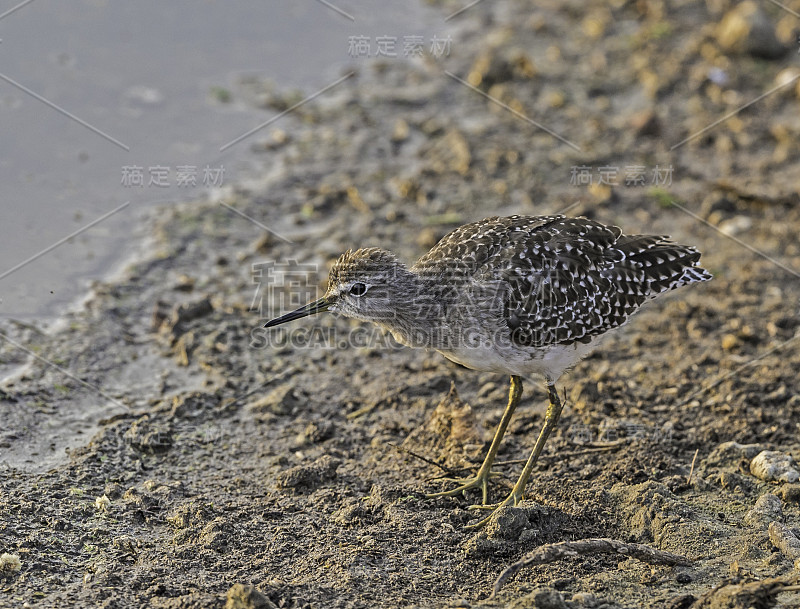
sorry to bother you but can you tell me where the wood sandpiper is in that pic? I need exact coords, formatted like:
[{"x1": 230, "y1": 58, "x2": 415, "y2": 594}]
[{"x1": 264, "y1": 215, "x2": 712, "y2": 528}]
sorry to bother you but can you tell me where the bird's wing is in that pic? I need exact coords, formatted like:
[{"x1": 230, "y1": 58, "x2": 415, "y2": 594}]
[
  {"x1": 480, "y1": 217, "x2": 629, "y2": 346},
  {"x1": 413, "y1": 215, "x2": 710, "y2": 348},
  {"x1": 411, "y1": 215, "x2": 565, "y2": 276},
  {"x1": 488, "y1": 216, "x2": 702, "y2": 347}
]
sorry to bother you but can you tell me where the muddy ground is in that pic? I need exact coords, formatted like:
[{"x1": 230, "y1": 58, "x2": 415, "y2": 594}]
[{"x1": 2, "y1": 0, "x2": 800, "y2": 607}]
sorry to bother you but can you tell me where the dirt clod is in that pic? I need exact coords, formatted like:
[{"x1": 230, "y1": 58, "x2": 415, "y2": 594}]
[
  {"x1": 274, "y1": 455, "x2": 340, "y2": 490},
  {"x1": 225, "y1": 583, "x2": 277, "y2": 609},
  {"x1": 743, "y1": 493, "x2": 782, "y2": 529},
  {"x1": 124, "y1": 417, "x2": 173, "y2": 453},
  {"x1": 247, "y1": 385, "x2": 306, "y2": 416},
  {"x1": 750, "y1": 450, "x2": 800, "y2": 483},
  {"x1": 508, "y1": 588, "x2": 568, "y2": 609},
  {"x1": 484, "y1": 505, "x2": 531, "y2": 541}
]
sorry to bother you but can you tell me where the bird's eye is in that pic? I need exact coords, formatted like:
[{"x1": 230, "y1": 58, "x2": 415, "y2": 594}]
[{"x1": 349, "y1": 282, "x2": 368, "y2": 296}]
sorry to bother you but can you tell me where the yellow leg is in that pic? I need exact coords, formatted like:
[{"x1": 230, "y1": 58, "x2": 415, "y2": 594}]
[
  {"x1": 467, "y1": 382, "x2": 563, "y2": 529},
  {"x1": 426, "y1": 375, "x2": 523, "y2": 505}
]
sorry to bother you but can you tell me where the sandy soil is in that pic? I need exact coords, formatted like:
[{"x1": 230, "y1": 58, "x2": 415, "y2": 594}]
[{"x1": 2, "y1": 0, "x2": 800, "y2": 607}]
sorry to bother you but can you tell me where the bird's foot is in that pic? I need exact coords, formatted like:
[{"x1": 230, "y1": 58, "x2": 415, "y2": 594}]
[
  {"x1": 464, "y1": 487, "x2": 525, "y2": 529},
  {"x1": 424, "y1": 470, "x2": 497, "y2": 505}
]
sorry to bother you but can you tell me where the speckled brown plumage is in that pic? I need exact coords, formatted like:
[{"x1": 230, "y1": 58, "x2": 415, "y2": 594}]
[{"x1": 410, "y1": 215, "x2": 711, "y2": 350}]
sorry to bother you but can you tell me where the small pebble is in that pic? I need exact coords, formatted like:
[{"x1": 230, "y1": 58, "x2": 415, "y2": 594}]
[
  {"x1": 718, "y1": 216, "x2": 752, "y2": 237},
  {"x1": 0, "y1": 553, "x2": 21, "y2": 573},
  {"x1": 750, "y1": 450, "x2": 800, "y2": 483},
  {"x1": 391, "y1": 119, "x2": 409, "y2": 142},
  {"x1": 743, "y1": 493, "x2": 782, "y2": 528},
  {"x1": 721, "y1": 334, "x2": 741, "y2": 351},
  {"x1": 95, "y1": 495, "x2": 111, "y2": 512},
  {"x1": 776, "y1": 483, "x2": 800, "y2": 504}
]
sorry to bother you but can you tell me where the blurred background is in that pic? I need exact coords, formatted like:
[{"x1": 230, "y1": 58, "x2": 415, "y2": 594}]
[{"x1": 0, "y1": 0, "x2": 442, "y2": 319}]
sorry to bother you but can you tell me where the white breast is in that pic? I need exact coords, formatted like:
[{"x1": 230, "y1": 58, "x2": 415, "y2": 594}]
[{"x1": 437, "y1": 337, "x2": 601, "y2": 382}]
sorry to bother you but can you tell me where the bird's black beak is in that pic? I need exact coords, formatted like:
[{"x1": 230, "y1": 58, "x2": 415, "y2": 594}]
[{"x1": 264, "y1": 296, "x2": 333, "y2": 328}]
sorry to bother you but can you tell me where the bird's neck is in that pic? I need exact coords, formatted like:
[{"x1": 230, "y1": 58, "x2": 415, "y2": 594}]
[{"x1": 373, "y1": 269, "x2": 456, "y2": 349}]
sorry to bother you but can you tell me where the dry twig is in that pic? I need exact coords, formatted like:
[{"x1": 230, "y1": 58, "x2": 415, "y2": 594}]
[
  {"x1": 687, "y1": 448, "x2": 699, "y2": 484},
  {"x1": 385, "y1": 441, "x2": 458, "y2": 475},
  {"x1": 492, "y1": 538, "x2": 691, "y2": 597},
  {"x1": 692, "y1": 576, "x2": 799, "y2": 608}
]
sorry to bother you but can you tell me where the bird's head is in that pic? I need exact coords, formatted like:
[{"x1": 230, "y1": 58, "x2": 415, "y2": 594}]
[{"x1": 264, "y1": 248, "x2": 412, "y2": 328}]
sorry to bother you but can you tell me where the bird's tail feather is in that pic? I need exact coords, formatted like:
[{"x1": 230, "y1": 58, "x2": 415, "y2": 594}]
[{"x1": 617, "y1": 236, "x2": 712, "y2": 295}]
